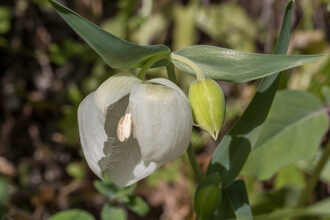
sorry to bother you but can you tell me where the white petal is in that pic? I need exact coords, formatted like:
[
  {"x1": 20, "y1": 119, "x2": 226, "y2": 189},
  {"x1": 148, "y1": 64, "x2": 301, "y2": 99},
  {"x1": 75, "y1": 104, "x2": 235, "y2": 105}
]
[
  {"x1": 100, "y1": 96, "x2": 160, "y2": 187},
  {"x1": 79, "y1": 76, "x2": 191, "y2": 186},
  {"x1": 99, "y1": 139, "x2": 159, "y2": 187},
  {"x1": 78, "y1": 93, "x2": 106, "y2": 178},
  {"x1": 148, "y1": 78, "x2": 189, "y2": 101},
  {"x1": 78, "y1": 92, "x2": 159, "y2": 187},
  {"x1": 129, "y1": 81, "x2": 193, "y2": 164},
  {"x1": 94, "y1": 73, "x2": 141, "y2": 114}
]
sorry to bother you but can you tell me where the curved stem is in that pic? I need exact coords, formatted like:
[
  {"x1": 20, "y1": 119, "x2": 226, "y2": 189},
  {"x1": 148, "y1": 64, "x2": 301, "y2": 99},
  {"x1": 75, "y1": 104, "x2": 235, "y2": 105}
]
[
  {"x1": 297, "y1": 140, "x2": 330, "y2": 207},
  {"x1": 187, "y1": 144, "x2": 203, "y2": 182},
  {"x1": 171, "y1": 53, "x2": 205, "y2": 81},
  {"x1": 137, "y1": 53, "x2": 169, "y2": 80},
  {"x1": 166, "y1": 62, "x2": 176, "y2": 83}
]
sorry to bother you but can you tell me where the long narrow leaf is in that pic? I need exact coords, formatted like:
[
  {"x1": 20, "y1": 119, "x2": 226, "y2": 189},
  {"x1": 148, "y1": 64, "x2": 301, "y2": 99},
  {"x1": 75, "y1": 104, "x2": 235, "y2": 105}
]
[
  {"x1": 171, "y1": 1, "x2": 321, "y2": 83},
  {"x1": 207, "y1": 0, "x2": 295, "y2": 185},
  {"x1": 50, "y1": 0, "x2": 170, "y2": 69},
  {"x1": 225, "y1": 181, "x2": 253, "y2": 220},
  {"x1": 172, "y1": 45, "x2": 321, "y2": 83}
]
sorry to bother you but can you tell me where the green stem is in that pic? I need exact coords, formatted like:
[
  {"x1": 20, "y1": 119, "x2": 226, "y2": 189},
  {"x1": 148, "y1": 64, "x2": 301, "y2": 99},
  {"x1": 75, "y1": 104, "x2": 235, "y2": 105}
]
[
  {"x1": 297, "y1": 140, "x2": 330, "y2": 207},
  {"x1": 166, "y1": 62, "x2": 177, "y2": 83},
  {"x1": 187, "y1": 144, "x2": 203, "y2": 182},
  {"x1": 137, "y1": 53, "x2": 169, "y2": 80},
  {"x1": 171, "y1": 53, "x2": 205, "y2": 81}
]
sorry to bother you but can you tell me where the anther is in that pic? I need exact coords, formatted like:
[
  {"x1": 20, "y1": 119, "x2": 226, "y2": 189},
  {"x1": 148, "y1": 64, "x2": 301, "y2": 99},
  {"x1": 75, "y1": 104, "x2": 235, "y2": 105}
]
[{"x1": 117, "y1": 113, "x2": 132, "y2": 142}]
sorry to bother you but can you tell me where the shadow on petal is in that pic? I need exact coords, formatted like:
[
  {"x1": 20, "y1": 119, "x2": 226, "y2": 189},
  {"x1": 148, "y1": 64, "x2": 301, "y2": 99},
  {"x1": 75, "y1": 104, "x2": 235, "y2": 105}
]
[{"x1": 98, "y1": 96, "x2": 159, "y2": 187}]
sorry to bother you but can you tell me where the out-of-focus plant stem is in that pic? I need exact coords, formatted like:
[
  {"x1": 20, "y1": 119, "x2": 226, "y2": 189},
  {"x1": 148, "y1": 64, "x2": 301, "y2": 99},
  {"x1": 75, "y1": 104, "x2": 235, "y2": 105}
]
[
  {"x1": 297, "y1": 140, "x2": 330, "y2": 207},
  {"x1": 187, "y1": 144, "x2": 203, "y2": 182}
]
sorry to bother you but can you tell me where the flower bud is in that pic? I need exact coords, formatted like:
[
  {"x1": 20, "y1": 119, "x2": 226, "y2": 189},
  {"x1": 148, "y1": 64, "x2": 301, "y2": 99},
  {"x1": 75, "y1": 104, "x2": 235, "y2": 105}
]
[
  {"x1": 194, "y1": 174, "x2": 222, "y2": 220},
  {"x1": 188, "y1": 79, "x2": 225, "y2": 140}
]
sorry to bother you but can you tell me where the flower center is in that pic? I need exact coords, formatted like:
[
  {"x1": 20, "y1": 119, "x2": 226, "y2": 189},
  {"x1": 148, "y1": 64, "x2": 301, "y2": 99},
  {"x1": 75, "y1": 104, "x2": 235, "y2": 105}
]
[{"x1": 117, "y1": 113, "x2": 133, "y2": 142}]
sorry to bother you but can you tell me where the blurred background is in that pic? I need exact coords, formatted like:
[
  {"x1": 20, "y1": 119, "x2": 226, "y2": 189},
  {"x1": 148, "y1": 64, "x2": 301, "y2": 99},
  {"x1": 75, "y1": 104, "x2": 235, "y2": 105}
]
[{"x1": 0, "y1": 0, "x2": 329, "y2": 219}]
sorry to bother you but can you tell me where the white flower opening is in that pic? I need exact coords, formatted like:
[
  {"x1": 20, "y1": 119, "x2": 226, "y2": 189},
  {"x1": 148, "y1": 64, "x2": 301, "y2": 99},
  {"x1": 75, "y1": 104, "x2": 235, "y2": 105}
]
[{"x1": 78, "y1": 73, "x2": 193, "y2": 186}]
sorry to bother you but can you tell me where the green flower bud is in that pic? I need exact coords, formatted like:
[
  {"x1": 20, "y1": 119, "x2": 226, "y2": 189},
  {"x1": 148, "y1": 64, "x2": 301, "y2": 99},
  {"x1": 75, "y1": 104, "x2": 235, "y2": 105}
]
[
  {"x1": 194, "y1": 174, "x2": 222, "y2": 220},
  {"x1": 189, "y1": 79, "x2": 225, "y2": 140}
]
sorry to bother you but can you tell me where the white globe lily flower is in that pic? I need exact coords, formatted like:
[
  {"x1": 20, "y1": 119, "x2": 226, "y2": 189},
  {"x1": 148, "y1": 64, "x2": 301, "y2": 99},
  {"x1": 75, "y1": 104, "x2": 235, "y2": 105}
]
[{"x1": 78, "y1": 73, "x2": 193, "y2": 187}]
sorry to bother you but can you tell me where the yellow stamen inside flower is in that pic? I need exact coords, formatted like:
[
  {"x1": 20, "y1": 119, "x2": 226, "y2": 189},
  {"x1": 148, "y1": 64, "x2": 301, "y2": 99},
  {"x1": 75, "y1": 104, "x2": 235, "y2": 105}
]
[{"x1": 117, "y1": 113, "x2": 132, "y2": 142}]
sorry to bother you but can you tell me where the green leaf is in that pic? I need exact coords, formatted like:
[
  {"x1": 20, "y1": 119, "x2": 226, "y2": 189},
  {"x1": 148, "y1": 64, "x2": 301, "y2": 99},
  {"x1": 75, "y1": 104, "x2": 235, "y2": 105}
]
[
  {"x1": 195, "y1": 174, "x2": 222, "y2": 220},
  {"x1": 172, "y1": 1, "x2": 316, "y2": 84},
  {"x1": 229, "y1": 0, "x2": 295, "y2": 139},
  {"x1": 49, "y1": 210, "x2": 95, "y2": 220},
  {"x1": 172, "y1": 45, "x2": 322, "y2": 83},
  {"x1": 101, "y1": 204, "x2": 126, "y2": 220},
  {"x1": 207, "y1": 136, "x2": 251, "y2": 187},
  {"x1": 242, "y1": 90, "x2": 329, "y2": 179},
  {"x1": 214, "y1": 192, "x2": 236, "y2": 220},
  {"x1": 207, "y1": 0, "x2": 294, "y2": 185},
  {"x1": 94, "y1": 179, "x2": 135, "y2": 203},
  {"x1": 50, "y1": 0, "x2": 170, "y2": 69},
  {"x1": 94, "y1": 180, "x2": 118, "y2": 198},
  {"x1": 126, "y1": 196, "x2": 150, "y2": 217},
  {"x1": 225, "y1": 180, "x2": 253, "y2": 220}
]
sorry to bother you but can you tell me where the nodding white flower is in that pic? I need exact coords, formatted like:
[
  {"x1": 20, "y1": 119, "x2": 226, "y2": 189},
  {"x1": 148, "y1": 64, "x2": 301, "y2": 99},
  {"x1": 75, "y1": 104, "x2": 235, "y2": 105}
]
[{"x1": 78, "y1": 73, "x2": 193, "y2": 187}]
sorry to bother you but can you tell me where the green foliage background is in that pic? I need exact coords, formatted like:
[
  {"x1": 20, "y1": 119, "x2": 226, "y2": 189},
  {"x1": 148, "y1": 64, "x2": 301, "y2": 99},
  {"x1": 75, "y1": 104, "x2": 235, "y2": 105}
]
[{"x1": 0, "y1": 0, "x2": 329, "y2": 219}]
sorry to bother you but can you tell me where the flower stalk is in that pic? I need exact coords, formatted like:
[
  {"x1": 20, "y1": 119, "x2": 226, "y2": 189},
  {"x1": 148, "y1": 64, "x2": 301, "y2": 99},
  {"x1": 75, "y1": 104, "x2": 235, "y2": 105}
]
[
  {"x1": 171, "y1": 53, "x2": 205, "y2": 81},
  {"x1": 137, "y1": 53, "x2": 170, "y2": 80},
  {"x1": 166, "y1": 62, "x2": 177, "y2": 83},
  {"x1": 187, "y1": 144, "x2": 203, "y2": 182}
]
